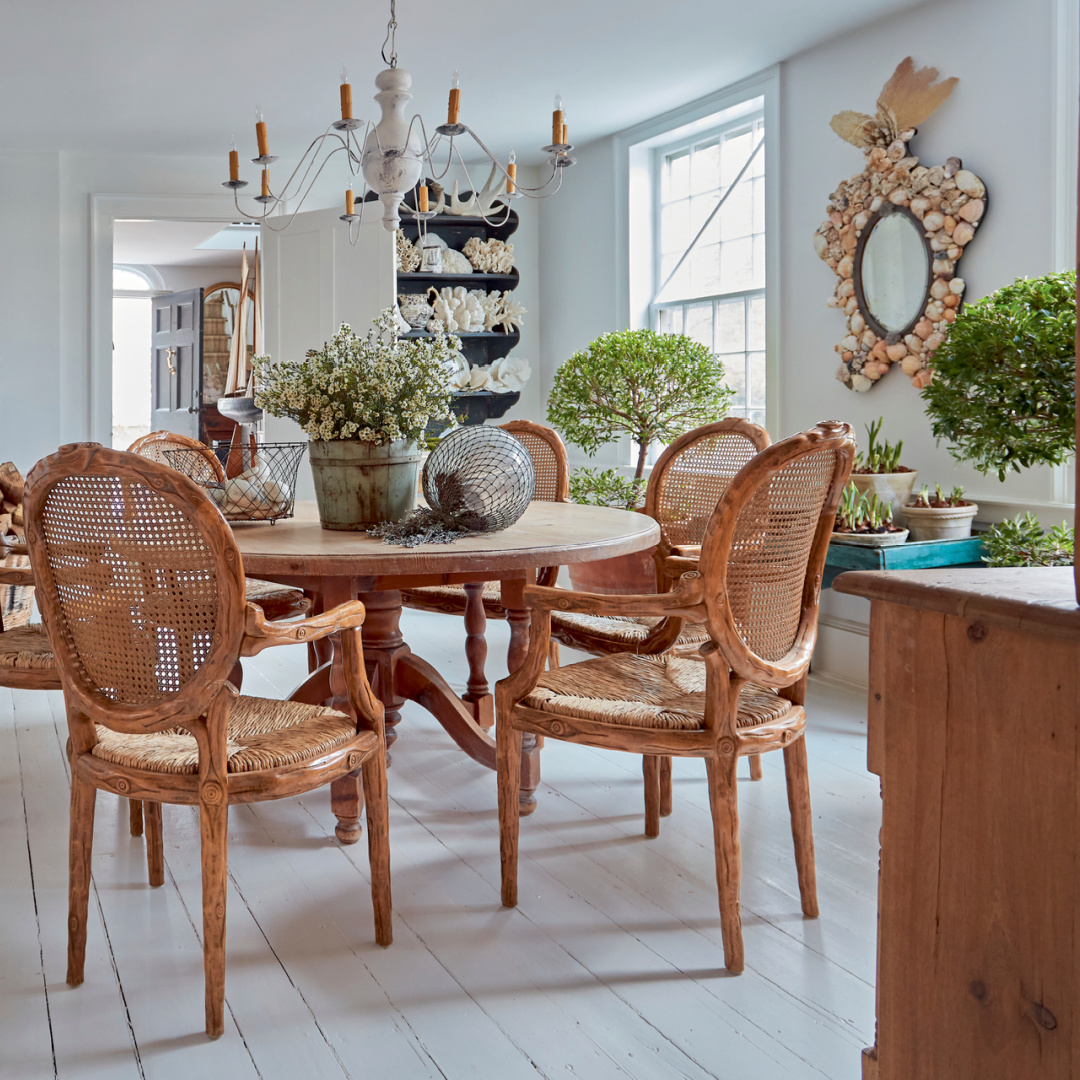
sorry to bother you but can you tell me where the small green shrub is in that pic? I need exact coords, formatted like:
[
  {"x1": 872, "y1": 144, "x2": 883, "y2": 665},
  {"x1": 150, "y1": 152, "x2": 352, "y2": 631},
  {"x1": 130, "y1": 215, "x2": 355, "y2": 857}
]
[
  {"x1": 921, "y1": 271, "x2": 1077, "y2": 480},
  {"x1": 982, "y1": 512, "x2": 1074, "y2": 567},
  {"x1": 568, "y1": 467, "x2": 648, "y2": 511}
]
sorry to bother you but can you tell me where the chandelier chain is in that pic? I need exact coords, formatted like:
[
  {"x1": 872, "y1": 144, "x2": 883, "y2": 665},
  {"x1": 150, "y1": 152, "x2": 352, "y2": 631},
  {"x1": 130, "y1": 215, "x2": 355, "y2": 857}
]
[{"x1": 381, "y1": 0, "x2": 398, "y2": 68}]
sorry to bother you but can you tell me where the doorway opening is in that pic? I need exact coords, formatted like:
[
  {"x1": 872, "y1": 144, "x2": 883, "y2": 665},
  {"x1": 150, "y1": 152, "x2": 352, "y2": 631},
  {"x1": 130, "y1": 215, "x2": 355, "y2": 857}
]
[{"x1": 111, "y1": 219, "x2": 258, "y2": 450}]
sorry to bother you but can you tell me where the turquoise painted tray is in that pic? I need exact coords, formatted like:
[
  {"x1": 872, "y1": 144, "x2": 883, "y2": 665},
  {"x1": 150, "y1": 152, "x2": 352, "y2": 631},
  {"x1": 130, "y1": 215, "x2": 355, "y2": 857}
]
[{"x1": 824, "y1": 535, "x2": 985, "y2": 589}]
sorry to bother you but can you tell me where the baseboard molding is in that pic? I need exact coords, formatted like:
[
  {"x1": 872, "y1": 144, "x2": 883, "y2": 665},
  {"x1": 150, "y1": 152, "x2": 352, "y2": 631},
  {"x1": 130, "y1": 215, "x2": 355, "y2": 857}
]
[
  {"x1": 818, "y1": 613, "x2": 869, "y2": 638},
  {"x1": 808, "y1": 668, "x2": 869, "y2": 696}
]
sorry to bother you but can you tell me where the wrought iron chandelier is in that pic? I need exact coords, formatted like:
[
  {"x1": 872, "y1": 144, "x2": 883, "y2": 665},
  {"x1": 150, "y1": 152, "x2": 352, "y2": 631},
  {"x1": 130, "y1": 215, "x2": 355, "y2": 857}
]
[{"x1": 222, "y1": 0, "x2": 575, "y2": 233}]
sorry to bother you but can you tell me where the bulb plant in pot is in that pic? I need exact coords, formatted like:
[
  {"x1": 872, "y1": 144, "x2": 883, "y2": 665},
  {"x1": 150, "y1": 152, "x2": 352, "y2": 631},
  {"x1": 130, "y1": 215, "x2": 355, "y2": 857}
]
[
  {"x1": 547, "y1": 328, "x2": 734, "y2": 593},
  {"x1": 832, "y1": 482, "x2": 908, "y2": 547},
  {"x1": 254, "y1": 310, "x2": 457, "y2": 530},
  {"x1": 903, "y1": 484, "x2": 978, "y2": 541},
  {"x1": 850, "y1": 417, "x2": 917, "y2": 525}
]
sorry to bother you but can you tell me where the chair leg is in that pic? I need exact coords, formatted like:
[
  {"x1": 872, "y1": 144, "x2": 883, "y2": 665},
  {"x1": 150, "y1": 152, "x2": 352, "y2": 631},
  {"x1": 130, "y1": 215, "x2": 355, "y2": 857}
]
[
  {"x1": 128, "y1": 798, "x2": 143, "y2": 837},
  {"x1": 497, "y1": 718, "x2": 523, "y2": 908},
  {"x1": 749, "y1": 754, "x2": 763, "y2": 781},
  {"x1": 705, "y1": 755, "x2": 744, "y2": 974},
  {"x1": 200, "y1": 796, "x2": 229, "y2": 1039},
  {"x1": 361, "y1": 758, "x2": 393, "y2": 947},
  {"x1": 642, "y1": 755, "x2": 661, "y2": 837},
  {"x1": 659, "y1": 756, "x2": 673, "y2": 817},
  {"x1": 67, "y1": 774, "x2": 97, "y2": 987},
  {"x1": 783, "y1": 736, "x2": 819, "y2": 918},
  {"x1": 145, "y1": 801, "x2": 164, "y2": 887}
]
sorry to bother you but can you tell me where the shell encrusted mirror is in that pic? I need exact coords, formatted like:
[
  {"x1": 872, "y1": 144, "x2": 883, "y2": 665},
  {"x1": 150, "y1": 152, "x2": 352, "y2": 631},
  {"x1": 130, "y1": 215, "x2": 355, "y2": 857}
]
[{"x1": 814, "y1": 58, "x2": 987, "y2": 392}]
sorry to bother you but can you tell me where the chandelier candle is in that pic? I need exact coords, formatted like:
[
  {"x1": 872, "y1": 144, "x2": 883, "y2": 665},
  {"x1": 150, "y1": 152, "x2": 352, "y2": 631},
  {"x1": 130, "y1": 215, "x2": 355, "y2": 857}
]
[
  {"x1": 448, "y1": 70, "x2": 460, "y2": 125},
  {"x1": 255, "y1": 106, "x2": 269, "y2": 157},
  {"x1": 346, "y1": 186, "x2": 355, "y2": 215},
  {"x1": 507, "y1": 152, "x2": 516, "y2": 193},
  {"x1": 552, "y1": 92, "x2": 564, "y2": 145},
  {"x1": 229, "y1": 141, "x2": 239, "y2": 183},
  {"x1": 418, "y1": 185, "x2": 429, "y2": 212},
  {"x1": 340, "y1": 68, "x2": 353, "y2": 120},
  {"x1": 261, "y1": 168, "x2": 270, "y2": 197}
]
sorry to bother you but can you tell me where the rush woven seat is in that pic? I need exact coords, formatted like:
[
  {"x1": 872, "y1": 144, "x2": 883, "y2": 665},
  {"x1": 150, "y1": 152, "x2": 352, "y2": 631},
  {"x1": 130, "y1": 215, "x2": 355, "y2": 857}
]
[
  {"x1": 92, "y1": 696, "x2": 367, "y2": 775},
  {"x1": 542, "y1": 611, "x2": 712, "y2": 654},
  {"x1": 0, "y1": 622, "x2": 55, "y2": 671},
  {"x1": 495, "y1": 422, "x2": 855, "y2": 976},
  {"x1": 25, "y1": 444, "x2": 391, "y2": 1040},
  {"x1": 523, "y1": 653, "x2": 795, "y2": 732}
]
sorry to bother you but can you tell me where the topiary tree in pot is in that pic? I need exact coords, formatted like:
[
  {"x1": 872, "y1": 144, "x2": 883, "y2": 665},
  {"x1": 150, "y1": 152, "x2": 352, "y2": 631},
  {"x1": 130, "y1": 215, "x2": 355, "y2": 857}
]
[
  {"x1": 547, "y1": 328, "x2": 734, "y2": 591},
  {"x1": 921, "y1": 270, "x2": 1076, "y2": 482}
]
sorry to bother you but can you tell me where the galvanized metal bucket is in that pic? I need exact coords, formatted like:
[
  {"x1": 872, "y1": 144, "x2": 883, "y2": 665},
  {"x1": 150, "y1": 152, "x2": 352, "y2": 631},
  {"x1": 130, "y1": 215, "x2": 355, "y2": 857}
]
[{"x1": 308, "y1": 439, "x2": 423, "y2": 531}]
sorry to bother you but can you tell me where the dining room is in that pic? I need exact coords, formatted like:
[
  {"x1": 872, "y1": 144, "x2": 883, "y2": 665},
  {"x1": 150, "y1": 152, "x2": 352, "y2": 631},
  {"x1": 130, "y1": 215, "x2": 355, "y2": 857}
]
[{"x1": 1, "y1": 0, "x2": 1078, "y2": 1077}]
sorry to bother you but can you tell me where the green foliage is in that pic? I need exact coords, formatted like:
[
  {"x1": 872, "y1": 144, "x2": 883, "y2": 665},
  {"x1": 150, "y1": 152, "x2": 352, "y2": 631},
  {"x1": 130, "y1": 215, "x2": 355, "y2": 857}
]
[
  {"x1": 853, "y1": 417, "x2": 905, "y2": 473},
  {"x1": 836, "y1": 482, "x2": 896, "y2": 532},
  {"x1": 546, "y1": 329, "x2": 734, "y2": 479},
  {"x1": 254, "y1": 310, "x2": 457, "y2": 444},
  {"x1": 910, "y1": 483, "x2": 968, "y2": 508},
  {"x1": 921, "y1": 271, "x2": 1077, "y2": 481},
  {"x1": 982, "y1": 512, "x2": 1074, "y2": 567},
  {"x1": 568, "y1": 467, "x2": 648, "y2": 511}
]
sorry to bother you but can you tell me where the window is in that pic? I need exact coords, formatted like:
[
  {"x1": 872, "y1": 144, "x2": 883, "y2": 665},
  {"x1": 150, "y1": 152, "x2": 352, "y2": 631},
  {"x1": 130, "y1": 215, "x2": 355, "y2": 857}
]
[{"x1": 652, "y1": 115, "x2": 766, "y2": 430}]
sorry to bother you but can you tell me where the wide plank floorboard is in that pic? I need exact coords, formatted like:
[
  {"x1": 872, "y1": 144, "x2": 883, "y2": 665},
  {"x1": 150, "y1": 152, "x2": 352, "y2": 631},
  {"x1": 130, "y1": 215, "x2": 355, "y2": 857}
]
[{"x1": 0, "y1": 609, "x2": 879, "y2": 1079}]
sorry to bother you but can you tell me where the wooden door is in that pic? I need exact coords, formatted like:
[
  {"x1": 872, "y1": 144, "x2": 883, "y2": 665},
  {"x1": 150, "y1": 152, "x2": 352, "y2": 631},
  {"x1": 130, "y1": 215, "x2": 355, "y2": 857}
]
[{"x1": 150, "y1": 289, "x2": 203, "y2": 439}]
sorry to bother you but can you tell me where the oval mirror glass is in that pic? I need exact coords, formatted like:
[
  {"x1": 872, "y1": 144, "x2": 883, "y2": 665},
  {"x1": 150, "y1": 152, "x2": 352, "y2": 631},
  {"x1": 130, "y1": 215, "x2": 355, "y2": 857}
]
[
  {"x1": 856, "y1": 210, "x2": 929, "y2": 334},
  {"x1": 202, "y1": 282, "x2": 255, "y2": 402}
]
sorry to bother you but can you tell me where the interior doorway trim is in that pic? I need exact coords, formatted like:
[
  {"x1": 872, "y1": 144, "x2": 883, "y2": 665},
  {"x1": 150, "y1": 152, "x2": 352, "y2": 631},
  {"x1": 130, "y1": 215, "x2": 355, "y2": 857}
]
[{"x1": 89, "y1": 193, "x2": 247, "y2": 445}]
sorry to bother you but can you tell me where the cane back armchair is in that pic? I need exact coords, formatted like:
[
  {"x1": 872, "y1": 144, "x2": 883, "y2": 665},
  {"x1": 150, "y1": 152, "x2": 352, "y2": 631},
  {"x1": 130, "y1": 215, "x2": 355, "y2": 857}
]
[
  {"x1": 25, "y1": 444, "x2": 392, "y2": 1039},
  {"x1": 495, "y1": 422, "x2": 855, "y2": 973}
]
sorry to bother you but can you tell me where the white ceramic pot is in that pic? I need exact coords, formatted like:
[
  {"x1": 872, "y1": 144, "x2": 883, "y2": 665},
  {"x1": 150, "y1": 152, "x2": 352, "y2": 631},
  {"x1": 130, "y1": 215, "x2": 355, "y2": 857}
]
[
  {"x1": 831, "y1": 529, "x2": 909, "y2": 547},
  {"x1": 902, "y1": 502, "x2": 978, "y2": 542},
  {"x1": 850, "y1": 470, "x2": 918, "y2": 525}
]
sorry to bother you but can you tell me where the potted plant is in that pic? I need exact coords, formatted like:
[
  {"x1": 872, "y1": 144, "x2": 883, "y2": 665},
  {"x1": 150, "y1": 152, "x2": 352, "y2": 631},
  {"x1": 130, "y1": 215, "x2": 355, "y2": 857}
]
[
  {"x1": 982, "y1": 512, "x2": 1074, "y2": 567},
  {"x1": 903, "y1": 484, "x2": 979, "y2": 541},
  {"x1": 849, "y1": 417, "x2": 918, "y2": 524},
  {"x1": 254, "y1": 310, "x2": 458, "y2": 530},
  {"x1": 921, "y1": 270, "x2": 1077, "y2": 480},
  {"x1": 832, "y1": 482, "x2": 909, "y2": 546},
  {"x1": 546, "y1": 328, "x2": 734, "y2": 593}
]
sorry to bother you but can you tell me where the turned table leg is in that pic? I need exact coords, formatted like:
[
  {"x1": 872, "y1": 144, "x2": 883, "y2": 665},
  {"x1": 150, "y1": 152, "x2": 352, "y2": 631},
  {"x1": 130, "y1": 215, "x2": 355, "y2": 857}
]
[
  {"x1": 461, "y1": 582, "x2": 495, "y2": 729},
  {"x1": 502, "y1": 576, "x2": 541, "y2": 816},
  {"x1": 360, "y1": 590, "x2": 410, "y2": 755}
]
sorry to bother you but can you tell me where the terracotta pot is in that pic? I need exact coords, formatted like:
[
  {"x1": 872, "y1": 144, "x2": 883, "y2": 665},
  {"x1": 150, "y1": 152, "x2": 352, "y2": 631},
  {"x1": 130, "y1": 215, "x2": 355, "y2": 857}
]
[
  {"x1": 308, "y1": 439, "x2": 422, "y2": 531},
  {"x1": 567, "y1": 545, "x2": 657, "y2": 594},
  {"x1": 902, "y1": 502, "x2": 978, "y2": 541},
  {"x1": 851, "y1": 470, "x2": 918, "y2": 526}
]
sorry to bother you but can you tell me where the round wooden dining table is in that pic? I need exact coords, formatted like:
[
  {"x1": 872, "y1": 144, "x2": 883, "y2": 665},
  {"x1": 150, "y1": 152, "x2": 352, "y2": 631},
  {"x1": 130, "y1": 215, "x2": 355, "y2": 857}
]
[{"x1": 232, "y1": 500, "x2": 659, "y2": 839}]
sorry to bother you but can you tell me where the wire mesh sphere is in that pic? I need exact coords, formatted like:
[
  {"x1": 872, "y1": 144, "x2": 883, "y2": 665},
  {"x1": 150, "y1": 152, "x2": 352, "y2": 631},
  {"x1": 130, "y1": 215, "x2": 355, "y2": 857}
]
[{"x1": 423, "y1": 426, "x2": 536, "y2": 532}]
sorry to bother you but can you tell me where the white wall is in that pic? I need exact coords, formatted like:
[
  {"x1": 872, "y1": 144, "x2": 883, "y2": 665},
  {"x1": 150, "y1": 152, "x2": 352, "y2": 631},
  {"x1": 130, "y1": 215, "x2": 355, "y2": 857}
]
[{"x1": 535, "y1": 0, "x2": 1072, "y2": 683}]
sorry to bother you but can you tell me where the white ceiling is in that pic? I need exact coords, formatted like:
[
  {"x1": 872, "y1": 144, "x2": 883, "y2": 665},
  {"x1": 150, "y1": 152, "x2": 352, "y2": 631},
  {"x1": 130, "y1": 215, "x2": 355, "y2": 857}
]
[
  {"x1": 113, "y1": 220, "x2": 249, "y2": 268},
  {"x1": 2, "y1": 0, "x2": 929, "y2": 163}
]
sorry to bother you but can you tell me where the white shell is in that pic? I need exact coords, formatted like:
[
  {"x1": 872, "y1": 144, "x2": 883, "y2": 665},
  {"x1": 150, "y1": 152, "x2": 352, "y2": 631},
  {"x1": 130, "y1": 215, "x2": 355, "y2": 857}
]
[{"x1": 440, "y1": 249, "x2": 473, "y2": 274}]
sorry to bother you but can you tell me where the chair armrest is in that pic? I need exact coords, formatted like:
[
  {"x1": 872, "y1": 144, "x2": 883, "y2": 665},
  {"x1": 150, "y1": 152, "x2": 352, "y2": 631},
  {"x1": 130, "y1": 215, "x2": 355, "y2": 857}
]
[
  {"x1": 240, "y1": 600, "x2": 367, "y2": 657},
  {"x1": 0, "y1": 541, "x2": 29, "y2": 556},
  {"x1": 669, "y1": 544, "x2": 701, "y2": 559},
  {"x1": 524, "y1": 572, "x2": 706, "y2": 622}
]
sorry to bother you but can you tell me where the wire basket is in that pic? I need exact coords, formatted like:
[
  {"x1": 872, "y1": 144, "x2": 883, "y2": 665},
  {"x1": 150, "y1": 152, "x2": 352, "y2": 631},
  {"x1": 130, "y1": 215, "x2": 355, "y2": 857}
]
[{"x1": 164, "y1": 443, "x2": 306, "y2": 523}]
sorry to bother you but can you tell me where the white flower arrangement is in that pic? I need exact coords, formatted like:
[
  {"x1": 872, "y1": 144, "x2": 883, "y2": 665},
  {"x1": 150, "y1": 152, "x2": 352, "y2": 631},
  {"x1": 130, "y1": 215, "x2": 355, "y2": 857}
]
[{"x1": 253, "y1": 309, "x2": 459, "y2": 444}]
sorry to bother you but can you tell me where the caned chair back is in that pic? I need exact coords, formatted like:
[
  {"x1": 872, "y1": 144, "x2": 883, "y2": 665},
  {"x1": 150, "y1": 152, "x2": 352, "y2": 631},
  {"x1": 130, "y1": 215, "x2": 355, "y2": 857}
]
[
  {"x1": 24, "y1": 444, "x2": 246, "y2": 730},
  {"x1": 128, "y1": 430, "x2": 225, "y2": 485},
  {"x1": 644, "y1": 418, "x2": 770, "y2": 589},
  {"x1": 699, "y1": 422, "x2": 855, "y2": 682},
  {"x1": 500, "y1": 421, "x2": 569, "y2": 503}
]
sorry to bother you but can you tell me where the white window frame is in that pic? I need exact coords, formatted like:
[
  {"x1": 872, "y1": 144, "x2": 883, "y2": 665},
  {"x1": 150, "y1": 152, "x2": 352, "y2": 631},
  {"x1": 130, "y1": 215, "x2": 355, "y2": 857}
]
[
  {"x1": 112, "y1": 263, "x2": 166, "y2": 298},
  {"x1": 616, "y1": 67, "x2": 780, "y2": 457},
  {"x1": 648, "y1": 113, "x2": 767, "y2": 435}
]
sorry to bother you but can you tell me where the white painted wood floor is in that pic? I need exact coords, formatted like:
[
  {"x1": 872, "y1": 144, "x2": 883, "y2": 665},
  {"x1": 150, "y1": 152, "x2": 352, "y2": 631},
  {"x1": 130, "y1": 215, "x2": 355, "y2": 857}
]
[{"x1": 1, "y1": 609, "x2": 880, "y2": 1080}]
